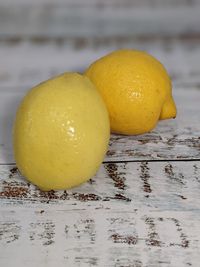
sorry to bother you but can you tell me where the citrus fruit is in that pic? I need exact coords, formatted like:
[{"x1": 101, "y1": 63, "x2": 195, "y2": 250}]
[
  {"x1": 13, "y1": 73, "x2": 110, "y2": 190},
  {"x1": 85, "y1": 49, "x2": 177, "y2": 135}
]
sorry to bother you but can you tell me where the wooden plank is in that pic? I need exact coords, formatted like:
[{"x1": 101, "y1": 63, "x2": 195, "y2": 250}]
[
  {"x1": 0, "y1": 3, "x2": 200, "y2": 38},
  {"x1": 0, "y1": 161, "x2": 200, "y2": 209},
  {"x1": 1, "y1": 0, "x2": 200, "y2": 7},
  {"x1": 0, "y1": 209, "x2": 199, "y2": 267},
  {"x1": 0, "y1": 161, "x2": 200, "y2": 266},
  {"x1": 0, "y1": 37, "x2": 200, "y2": 88}
]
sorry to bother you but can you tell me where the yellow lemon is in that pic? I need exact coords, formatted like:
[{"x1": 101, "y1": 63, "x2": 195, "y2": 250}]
[
  {"x1": 85, "y1": 49, "x2": 177, "y2": 135},
  {"x1": 13, "y1": 73, "x2": 110, "y2": 190}
]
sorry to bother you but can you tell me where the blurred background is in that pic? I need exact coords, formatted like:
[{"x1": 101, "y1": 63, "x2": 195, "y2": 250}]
[
  {"x1": 0, "y1": 0, "x2": 200, "y2": 162},
  {"x1": 0, "y1": 0, "x2": 200, "y2": 87}
]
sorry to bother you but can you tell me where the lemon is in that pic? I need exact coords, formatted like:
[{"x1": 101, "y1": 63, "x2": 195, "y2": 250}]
[
  {"x1": 13, "y1": 73, "x2": 110, "y2": 190},
  {"x1": 85, "y1": 49, "x2": 177, "y2": 135}
]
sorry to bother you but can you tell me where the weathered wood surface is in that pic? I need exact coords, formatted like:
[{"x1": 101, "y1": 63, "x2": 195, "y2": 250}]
[
  {"x1": 0, "y1": 1, "x2": 200, "y2": 265},
  {"x1": 1, "y1": 208, "x2": 199, "y2": 267},
  {"x1": 1, "y1": 161, "x2": 200, "y2": 209},
  {"x1": 0, "y1": 161, "x2": 200, "y2": 266},
  {"x1": 0, "y1": 38, "x2": 200, "y2": 265},
  {"x1": 0, "y1": 0, "x2": 200, "y2": 38}
]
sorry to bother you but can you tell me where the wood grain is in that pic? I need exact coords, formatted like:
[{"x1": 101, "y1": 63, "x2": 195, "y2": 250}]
[
  {"x1": 1, "y1": 161, "x2": 200, "y2": 209},
  {"x1": 0, "y1": 162, "x2": 200, "y2": 266},
  {"x1": 0, "y1": 209, "x2": 199, "y2": 267},
  {"x1": 0, "y1": 1, "x2": 200, "y2": 38},
  {"x1": 1, "y1": 37, "x2": 200, "y2": 88}
]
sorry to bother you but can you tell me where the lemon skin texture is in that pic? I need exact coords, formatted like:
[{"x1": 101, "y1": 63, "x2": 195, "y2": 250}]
[
  {"x1": 13, "y1": 73, "x2": 110, "y2": 190},
  {"x1": 85, "y1": 49, "x2": 177, "y2": 135}
]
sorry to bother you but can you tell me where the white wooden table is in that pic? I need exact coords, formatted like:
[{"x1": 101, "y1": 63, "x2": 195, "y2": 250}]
[{"x1": 0, "y1": 1, "x2": 200, "y2": 266}]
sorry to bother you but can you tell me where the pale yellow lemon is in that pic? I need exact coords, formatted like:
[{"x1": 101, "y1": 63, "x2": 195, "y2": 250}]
[
  {"x1": 13, "y1": 73, "x2": 110, "y2": 190},
  {"x1": 85, "y1": 49, "x2": 177, "y2": 135}
]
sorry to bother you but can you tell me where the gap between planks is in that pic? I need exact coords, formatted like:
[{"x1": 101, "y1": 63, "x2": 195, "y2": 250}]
[{"x1": 1, "y1": 158, "x2": 200, "y2": 166}]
